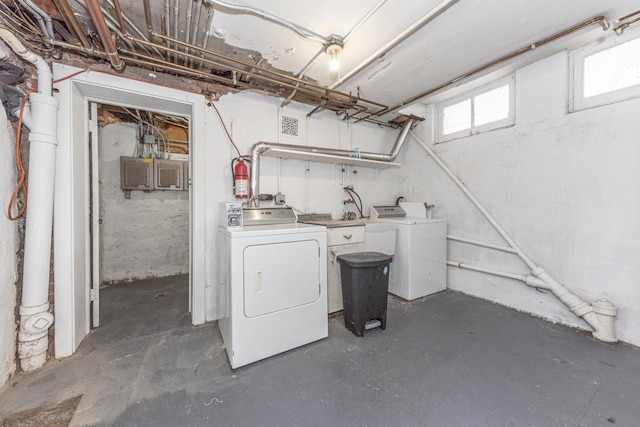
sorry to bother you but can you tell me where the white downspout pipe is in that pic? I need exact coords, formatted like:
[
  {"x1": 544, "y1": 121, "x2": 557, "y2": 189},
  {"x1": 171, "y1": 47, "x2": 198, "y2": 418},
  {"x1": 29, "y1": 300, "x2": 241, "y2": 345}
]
[
  {"x1": 411, "y1": 131, "x2": 617, "y2": 342},
  {"x1": 0, "y1": 28, "x2": 59, "y2": 370}
]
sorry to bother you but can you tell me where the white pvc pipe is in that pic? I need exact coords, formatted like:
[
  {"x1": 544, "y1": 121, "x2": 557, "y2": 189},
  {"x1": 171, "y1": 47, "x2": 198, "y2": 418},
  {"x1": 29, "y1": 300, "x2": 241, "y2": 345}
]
[
  {"x1": 0, "y1": 28, "x2": 59, "y2": 370},
  {"x1": 330, "y1": 0, "x2": 459, "y2": 90},
  {"x1": 411, "y1": 131, "x2": 617, "y2": 342},
  {"x1": 447, "y1": 260, "x2": 527, "y2": 281},
  {"x1": 448, "y1": 235, "x2": 518, "y2": 253},
  {"x1": 0, "y1": 29, "x2": 51, "y2": 96}
]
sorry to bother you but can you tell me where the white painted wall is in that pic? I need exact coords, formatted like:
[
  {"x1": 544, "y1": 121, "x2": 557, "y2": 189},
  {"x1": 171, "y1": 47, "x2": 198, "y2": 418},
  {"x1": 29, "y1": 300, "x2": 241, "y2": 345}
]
[
  {"x1": 98, "y1": 123, "x2": 189, "y2": 283},
  {"x1": 204, "y1": 91, "x2": 402, "y2": 320},
  {"x1": 0, "y1": 108, "x2": 18, "y2": 386},
  {"x1": 401, "y1": 51, "x2": 640, "y2": 346}
]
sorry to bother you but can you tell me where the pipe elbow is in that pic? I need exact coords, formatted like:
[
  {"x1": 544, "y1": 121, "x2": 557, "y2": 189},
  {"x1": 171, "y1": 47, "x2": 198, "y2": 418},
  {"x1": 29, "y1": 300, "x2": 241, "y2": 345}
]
[{"x1": 250, "y1": 142, "x2": 271, "y2": 157}]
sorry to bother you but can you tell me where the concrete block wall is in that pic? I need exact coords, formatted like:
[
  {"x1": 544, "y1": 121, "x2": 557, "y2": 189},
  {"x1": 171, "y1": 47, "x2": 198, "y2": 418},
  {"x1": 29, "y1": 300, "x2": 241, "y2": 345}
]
[{"x1": 98, "y1": 123, "x2": 189, "y2": 284}]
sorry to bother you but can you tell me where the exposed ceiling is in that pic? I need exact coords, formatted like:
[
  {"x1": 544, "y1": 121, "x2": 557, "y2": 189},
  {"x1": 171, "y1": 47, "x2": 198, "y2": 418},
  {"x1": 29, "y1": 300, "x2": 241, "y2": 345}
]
[{"x1": 1, "y1": 0, "x2": 638, "y2": 126}]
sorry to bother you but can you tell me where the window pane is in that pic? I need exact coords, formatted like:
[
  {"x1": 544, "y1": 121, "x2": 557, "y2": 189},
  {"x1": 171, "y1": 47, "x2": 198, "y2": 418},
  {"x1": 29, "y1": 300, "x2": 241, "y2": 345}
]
[
  {"x1": 474, "y1": 84, "x2": 509, "y2": 126},
  {"x1": 584, "y1": 37, "x2": 640, "y2": 97},
  {"x1": 443, "y1": 99, "x2": 471, "y2": 135}
]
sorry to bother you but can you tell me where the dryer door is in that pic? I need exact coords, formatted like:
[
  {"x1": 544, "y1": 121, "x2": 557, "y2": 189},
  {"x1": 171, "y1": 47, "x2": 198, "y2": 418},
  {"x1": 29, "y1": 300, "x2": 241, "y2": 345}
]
[{"x1": 244, "y1": 240, "x2": 321, "y2": 318}]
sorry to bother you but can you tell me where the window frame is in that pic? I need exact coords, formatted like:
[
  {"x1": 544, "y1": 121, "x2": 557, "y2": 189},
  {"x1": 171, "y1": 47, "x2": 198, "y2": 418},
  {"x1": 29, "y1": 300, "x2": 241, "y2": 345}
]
[
  {"x1": 436, "y1": 75, "x2": 515, "y2": 143},
  {"x1": 570, "y1": 26, "x2": 640, "y2": 112}
]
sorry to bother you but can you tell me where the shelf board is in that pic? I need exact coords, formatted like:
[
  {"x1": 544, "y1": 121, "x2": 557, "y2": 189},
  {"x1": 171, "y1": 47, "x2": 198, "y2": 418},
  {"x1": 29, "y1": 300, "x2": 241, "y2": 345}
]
[{"x1": 261, "y1": 147, "x2": 400, "y2": 169}]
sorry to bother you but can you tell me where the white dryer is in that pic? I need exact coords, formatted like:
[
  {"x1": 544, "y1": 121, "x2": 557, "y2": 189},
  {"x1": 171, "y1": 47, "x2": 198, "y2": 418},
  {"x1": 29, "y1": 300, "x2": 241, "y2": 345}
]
[
  {"x1": 217, "y1": 206, "x2": 327, "y2": 369},
  {"x1": 370, "y1": 203, "x2": 447, "y2": 300}
]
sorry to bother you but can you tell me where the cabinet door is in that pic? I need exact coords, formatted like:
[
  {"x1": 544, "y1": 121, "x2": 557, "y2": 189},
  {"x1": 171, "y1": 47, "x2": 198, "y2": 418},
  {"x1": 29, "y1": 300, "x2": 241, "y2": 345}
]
[{"x1": 327, "y1": 242, "x2": 365, "y2": 313}]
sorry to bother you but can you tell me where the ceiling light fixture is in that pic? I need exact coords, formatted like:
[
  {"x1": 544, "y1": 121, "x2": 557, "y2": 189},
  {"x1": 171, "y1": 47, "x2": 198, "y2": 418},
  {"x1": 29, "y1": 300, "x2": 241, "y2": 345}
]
[{"x1": 325, "y1": 36, "x2": 344, "y2": 72}]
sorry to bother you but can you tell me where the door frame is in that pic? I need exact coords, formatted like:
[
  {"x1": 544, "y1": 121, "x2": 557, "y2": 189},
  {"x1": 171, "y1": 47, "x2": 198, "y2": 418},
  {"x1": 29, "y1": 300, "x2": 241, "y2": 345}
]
[{"x1": 53, "y1": 64, "x2": 207, "y2": 358}]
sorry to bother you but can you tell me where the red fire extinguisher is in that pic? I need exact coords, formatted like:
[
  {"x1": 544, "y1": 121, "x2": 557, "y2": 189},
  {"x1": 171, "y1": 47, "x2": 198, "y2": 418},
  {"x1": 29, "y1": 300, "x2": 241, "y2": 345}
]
[{"x1": 233, "y1": 158, "x2": 249, "y2": 198}]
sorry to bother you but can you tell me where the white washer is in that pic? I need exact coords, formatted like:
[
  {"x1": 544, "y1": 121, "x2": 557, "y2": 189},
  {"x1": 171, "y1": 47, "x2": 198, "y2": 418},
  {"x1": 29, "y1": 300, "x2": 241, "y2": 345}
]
[
  {"x1": 371, "y1": 204, "x2": 447, "y2": 300},
  {"x1": 217, "y1": 207, "x2": 327, "y2": 369}
]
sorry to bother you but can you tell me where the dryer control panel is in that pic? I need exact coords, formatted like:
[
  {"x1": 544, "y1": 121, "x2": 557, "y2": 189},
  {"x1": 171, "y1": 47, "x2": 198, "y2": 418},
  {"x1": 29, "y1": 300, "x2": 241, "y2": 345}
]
[{"x1": 221, "y1": 202, "x2": 243, "y2": 228}]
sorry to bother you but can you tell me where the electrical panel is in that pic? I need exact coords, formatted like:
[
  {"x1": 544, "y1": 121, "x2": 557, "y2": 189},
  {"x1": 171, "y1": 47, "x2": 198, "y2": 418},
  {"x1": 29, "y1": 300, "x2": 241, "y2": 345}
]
[
  {"x1": 154, "y1": 159, "x2": 184, "y2": 190},
  {"x1": 120, "y1": 157, "x2": 153, "y2": 190},
  {"x1": 120, "y1": 157, "x2": 189, "y2": 192}
]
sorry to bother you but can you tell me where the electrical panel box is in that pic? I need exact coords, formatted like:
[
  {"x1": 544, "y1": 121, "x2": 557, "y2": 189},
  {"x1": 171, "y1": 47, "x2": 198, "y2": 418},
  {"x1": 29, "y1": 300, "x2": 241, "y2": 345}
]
[
  {"x1": 120, "y1": 157, "x2": 153, "y2": 190},
  {"x1": 154, "y1": 159, "x2": 184, "y2": 190}
]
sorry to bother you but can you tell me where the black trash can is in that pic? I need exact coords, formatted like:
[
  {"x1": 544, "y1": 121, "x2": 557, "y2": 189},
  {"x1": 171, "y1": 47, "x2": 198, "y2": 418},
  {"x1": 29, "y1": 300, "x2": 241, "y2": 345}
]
[{"x1": 337, "y1": 252, "x2": 393, "y2": 337}]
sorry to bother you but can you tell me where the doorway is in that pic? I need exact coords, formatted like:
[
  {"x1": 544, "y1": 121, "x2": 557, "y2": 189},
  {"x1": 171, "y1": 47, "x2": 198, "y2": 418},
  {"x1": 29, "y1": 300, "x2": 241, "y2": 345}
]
[
  {"x1": 90, "y1": 103, "x2": 191, "y2": 331},
  {"x1": 53, "y1": 64, "x2": 207, "y2": 359}
]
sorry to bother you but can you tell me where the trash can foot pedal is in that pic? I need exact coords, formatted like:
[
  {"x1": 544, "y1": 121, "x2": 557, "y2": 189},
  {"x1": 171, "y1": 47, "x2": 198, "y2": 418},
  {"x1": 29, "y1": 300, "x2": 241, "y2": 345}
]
[{"x1": 365, "y1": 319, "x2": 381, "y2": 330}]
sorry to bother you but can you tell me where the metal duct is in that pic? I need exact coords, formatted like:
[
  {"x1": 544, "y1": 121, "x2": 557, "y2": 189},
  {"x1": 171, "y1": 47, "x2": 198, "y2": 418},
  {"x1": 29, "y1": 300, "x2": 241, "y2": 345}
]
[{"x1": 249, "y1": 118, "x2": 414, "y2": 205}]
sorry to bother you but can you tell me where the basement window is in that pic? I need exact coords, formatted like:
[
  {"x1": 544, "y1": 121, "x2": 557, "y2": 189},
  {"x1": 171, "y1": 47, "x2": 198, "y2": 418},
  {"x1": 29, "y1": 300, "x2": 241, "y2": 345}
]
[
  {"x1": 437, "y1": 76, "x2": 514, "y2": 142},
  {"x1": 571, "y1": 27, "x2": 640, "y2": 111}
]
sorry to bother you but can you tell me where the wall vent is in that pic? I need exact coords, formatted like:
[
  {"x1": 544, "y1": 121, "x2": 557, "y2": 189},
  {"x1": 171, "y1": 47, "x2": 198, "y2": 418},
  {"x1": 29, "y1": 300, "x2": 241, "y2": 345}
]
[{"x1": 280, "y1": 115, "x2": 299, "y2": 138}]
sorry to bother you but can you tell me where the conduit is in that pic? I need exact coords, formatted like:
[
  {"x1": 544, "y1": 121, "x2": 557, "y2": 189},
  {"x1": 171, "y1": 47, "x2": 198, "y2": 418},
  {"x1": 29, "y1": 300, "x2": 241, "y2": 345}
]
[
  {"x1": 0, "y1": 28, "x2": 59, "y2": 370},
  {"x1": 330, "y1": 0, "x2": 459, "y2": 90},
  {"x1": 410, "y1": 131, "x2": 618, "y2": 342},
  {"x1": 249, "y1": 118, "x2": 413, "y2": 205},
  {"x1": 352, "y1": 15, "x2": 610, "y2": 122}
]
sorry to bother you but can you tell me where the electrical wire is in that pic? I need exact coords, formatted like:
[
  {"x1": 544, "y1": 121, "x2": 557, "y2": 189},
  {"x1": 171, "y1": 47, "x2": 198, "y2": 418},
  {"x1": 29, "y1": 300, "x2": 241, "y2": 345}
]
[
  {"x1": 5, "y1": 68, "x2": 90, "y2": 220},
  {"x1": 7, "y1": 87, "x2": 35, "y2": 220},
  {"x1": 206, "y1": 95, "x2": 241, "y2": 157}
]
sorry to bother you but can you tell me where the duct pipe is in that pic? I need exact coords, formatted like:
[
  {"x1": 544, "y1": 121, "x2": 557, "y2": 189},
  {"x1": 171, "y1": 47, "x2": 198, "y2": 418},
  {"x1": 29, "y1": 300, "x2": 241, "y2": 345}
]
[
  {"x1": 249, "y1": 118, "x2": 413, "y2": 204},
  {"x1": 85, "y1": 0, "x2": 125, "y2": 71},
  {"x1": 0, "y1": 28, "x2": 59, "y2": 370},
  {"x1": 411, "y1": 131, "x2": 617, "y2": 342}
]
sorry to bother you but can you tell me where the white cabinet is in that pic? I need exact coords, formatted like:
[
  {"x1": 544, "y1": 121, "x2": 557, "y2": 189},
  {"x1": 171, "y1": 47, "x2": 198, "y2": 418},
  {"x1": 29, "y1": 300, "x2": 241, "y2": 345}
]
[{"x1": 326, "y1": 225, "x2": 365, "y2": 314}]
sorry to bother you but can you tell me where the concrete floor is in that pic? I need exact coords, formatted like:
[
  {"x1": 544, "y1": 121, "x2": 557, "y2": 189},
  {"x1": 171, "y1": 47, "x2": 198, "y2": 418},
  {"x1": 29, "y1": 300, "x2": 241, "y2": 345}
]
[{"x1": 1, "y1": 275, "x2": 638, "y2": 426}]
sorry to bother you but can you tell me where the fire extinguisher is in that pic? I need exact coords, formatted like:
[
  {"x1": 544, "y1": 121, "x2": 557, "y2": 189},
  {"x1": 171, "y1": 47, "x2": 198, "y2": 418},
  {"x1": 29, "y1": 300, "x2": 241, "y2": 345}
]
[{"x1": 232, "y1": 157, "x2": 249, "y2": 198}]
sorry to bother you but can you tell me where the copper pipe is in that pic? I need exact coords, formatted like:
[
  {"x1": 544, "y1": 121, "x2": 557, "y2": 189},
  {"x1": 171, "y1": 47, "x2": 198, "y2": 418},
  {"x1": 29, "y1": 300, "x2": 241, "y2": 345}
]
[
  {"x1": 616, "y1": 10, "x2": 640, "y2": 23},
  {"x1": 47, "y1": 37, "x2": 108, "y2": 59},
  {"x1": 355, "y1": 15, "x2": 611, "y2": 121},
  {"x1": 614, "y1": 9, "x2": 640, "y2": 34},
  {"x1": 139, "y1": 30, "x2": 387, "y2": 109},
  {"x1": 124, "y1": 50, "x2": 376, "y2": 113},
  {"x1": 135, "y1": 0, "x2": 386, "y2": 109},
  {"x1": 52, "y1": 0, "x2": 92, "y2": 50},
  {"x1": 86, "y1": 0, "x2": 124, "y2": 71},
  {"x1": 125, "y1": 51, "x2": 368, "y2": 112}
]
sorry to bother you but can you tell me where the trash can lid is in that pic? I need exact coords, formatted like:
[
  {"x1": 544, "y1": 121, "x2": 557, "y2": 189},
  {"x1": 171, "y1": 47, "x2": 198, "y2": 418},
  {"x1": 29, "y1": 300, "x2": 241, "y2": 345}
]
[{"x1": 337, "y1": 251, "x2": 393, "y2": 268}]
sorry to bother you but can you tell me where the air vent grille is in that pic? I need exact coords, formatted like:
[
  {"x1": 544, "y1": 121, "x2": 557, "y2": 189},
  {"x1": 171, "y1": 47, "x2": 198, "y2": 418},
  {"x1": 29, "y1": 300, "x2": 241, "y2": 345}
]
[{"x1": 281, "y1": 115, "x2": 299, "y2": 137}]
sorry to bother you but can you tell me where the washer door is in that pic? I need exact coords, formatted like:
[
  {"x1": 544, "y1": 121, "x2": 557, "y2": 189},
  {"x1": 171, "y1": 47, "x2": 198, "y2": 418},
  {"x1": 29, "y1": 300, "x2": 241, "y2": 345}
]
[{"x1": 243, "y1": 240, "x2": 321, "y2": 318}]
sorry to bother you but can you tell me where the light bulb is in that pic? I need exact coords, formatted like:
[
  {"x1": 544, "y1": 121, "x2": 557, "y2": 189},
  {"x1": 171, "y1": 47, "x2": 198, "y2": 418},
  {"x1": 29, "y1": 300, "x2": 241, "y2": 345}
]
[
  {"x1": 325, "y1": 42, "x2": 343, "y2": 72},
  {"x1": 329, "y1": 53, "x2": 340, "y2": 71}
]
